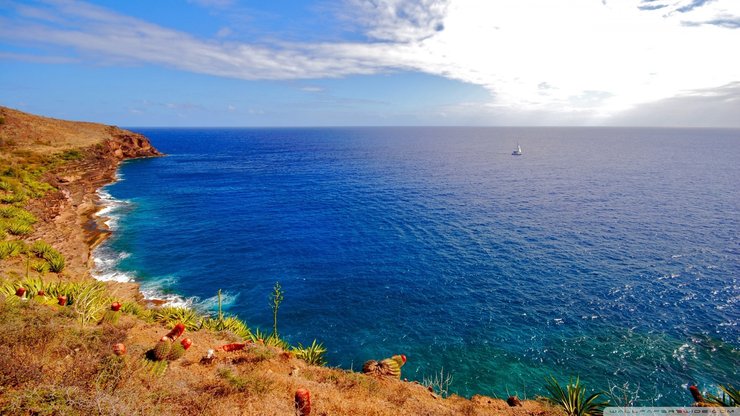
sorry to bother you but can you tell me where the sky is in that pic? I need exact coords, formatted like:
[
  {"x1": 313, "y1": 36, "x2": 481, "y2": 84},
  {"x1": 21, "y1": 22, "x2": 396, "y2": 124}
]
[{"x1": 1, "y1": 0, "x2": 739, "y2": 127}]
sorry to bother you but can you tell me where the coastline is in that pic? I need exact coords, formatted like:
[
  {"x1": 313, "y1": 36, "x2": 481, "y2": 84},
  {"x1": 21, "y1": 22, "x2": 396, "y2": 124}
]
[
  {"x1": 4, "y1": 107, "x2": 723, "y2": 413},
  {"x1": 20, "y1": 115, "x2": 164, "y2": 300},
  {"x1": 90, "y1": 179, "x2": 194, "y2": 307}
]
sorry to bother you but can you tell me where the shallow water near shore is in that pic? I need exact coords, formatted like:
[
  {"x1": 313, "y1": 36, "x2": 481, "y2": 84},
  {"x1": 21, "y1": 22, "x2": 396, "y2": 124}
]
[{"x1": 93, "y1": 127, "x2": 739, "y2": 404}]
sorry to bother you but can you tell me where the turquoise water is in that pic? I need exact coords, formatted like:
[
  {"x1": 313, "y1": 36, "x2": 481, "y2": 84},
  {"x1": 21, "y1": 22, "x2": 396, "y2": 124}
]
[{"x1": 94, "y1": 127, "x2": 739, "y2": 404}]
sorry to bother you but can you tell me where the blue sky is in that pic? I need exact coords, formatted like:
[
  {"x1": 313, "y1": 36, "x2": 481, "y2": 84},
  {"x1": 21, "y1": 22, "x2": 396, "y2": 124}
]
[{"x1": 1, "y1": 0, "x2": 739, "y2": 127}]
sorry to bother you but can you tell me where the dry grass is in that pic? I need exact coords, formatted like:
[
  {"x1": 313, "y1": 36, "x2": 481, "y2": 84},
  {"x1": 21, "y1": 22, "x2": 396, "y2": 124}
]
[
  {"x1": 0, "y1": 292, "x2": 562, "y2": 416},
  {"x1": 0, "y1": 106, "x2": 116, "y2": 154}
]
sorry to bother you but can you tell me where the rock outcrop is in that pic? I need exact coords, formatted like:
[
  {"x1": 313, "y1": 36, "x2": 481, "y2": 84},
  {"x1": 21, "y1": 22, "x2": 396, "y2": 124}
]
[{"x1": 1, "y1": 106, "x2": 162, "y2": 280}]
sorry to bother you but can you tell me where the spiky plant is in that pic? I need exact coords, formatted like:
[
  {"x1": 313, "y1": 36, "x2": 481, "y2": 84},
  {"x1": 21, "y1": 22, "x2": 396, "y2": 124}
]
[
  {"x1": 221, "y1": 316, "x2": 253, "y2": 340},
  {"x1": 707, "y1": 385, "x2": 740, "y2": 407},
  {"x1": 152, "y1": 306, "x2": 201, "y2": 331},
  {"x1": 0, "y1": 240, "x2": 26, "y2": 259},
  {"x1": 143, "y1": 359, "x2": 169, "y2": 377},
  {"x1": 100, "y1": 309, "x2": 120, "y2": 325},
  {"x1": 248, "y1": 327, "x2": 288, "y2": 348},
  {"x1": 70, "y1": 281, "x2": 111, "y2": 326},
  {"x1": 30, "y1": 259, "x2": 49, "y2": 273},
  {"x1": 5, "y1": 220, "x2": 33, "y2": 236},
  {"x1": 292, "y1": 340, "x2": 327, "y2": 366},
  {"x1": 0, "y1": 206, "x2": 37, "y2": 223},
  {"x1": 46, "y1": 252, "x2": 66, "y2": 273},
  {"x1": 166, "y1": 340, "x2": 185, "y2": 360},
  {"x1": 544, "y1": 376, "x2": 609, "y2": 416},
  {"x1": 120, "y1": 301, "x2": 153, "y2": 321},
  {"x1": 17, "y1": 276, "x2": 46, "y2": 296},
  {"x1": 30, "y1": 240, "x2": 56, "y2": 259},
  {"x1": 153, "y1": 338, "x2": 172, "y2": 361}
]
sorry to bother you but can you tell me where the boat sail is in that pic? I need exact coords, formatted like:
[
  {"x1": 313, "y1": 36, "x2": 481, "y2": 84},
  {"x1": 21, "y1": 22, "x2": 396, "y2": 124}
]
[{"x1": 512, "y1": 144, "x2": 523, "y2": 156}]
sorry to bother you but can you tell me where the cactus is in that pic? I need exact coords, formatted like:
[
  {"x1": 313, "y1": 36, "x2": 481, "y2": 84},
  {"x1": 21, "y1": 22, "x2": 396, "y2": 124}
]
[
  {"x1": 153, "y1": 337, "x2": 172, "y2": 361},
  {"x1": 113, "y1": 343, "x2": 126, "y2": 356},
  {"x1": 363, "y1": 354, "x2": 407, "y2": 378},
  {"x1": 295, "y1": 388, "x2": 311, "y2": 416},
  {"x1": 167, "y1": 340, "x2": 185, "y2": 360}
]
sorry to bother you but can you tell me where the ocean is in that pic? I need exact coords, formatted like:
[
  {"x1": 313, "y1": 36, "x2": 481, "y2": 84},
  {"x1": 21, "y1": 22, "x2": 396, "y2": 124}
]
[{"x1": 93, "y1": 127, "x2": 739, "y2": 404}]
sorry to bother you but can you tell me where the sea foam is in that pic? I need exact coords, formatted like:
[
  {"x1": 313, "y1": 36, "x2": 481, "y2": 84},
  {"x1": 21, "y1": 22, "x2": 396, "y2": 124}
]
[{"x1": 92, "y1": 186, "x2": 193, "y2": 308}]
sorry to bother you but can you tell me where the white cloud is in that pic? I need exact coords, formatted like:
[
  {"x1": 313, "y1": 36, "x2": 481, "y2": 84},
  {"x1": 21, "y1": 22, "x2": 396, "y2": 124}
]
[
  {"x1": 1, "y1": 0, "x2": 739, "y2": 124},
  {"x1": 301, "y1": 86, "x2": 325, "y2": 93}
]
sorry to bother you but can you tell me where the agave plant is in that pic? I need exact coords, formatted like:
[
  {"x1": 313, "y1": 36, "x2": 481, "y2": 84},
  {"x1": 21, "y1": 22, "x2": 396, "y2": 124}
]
[
  {"x1": 152, "y1": 306, "x2": 202, "y2": 331},
  {"x1": 120, "y1": 301, "x2": 152, "y2": 320},
  {"x1": 5, "y1": 219, "x2": 33, "y2": 236},
  {"x1": 30, "y1": 260, "x2": 49, "y2": 273},
  {"x1": 707, "y1": 385, "x2": 740, "y2": 407},
  {"x1": 46, "y1": 252, "x2": 65, "y2": 273},
  {"x1": 219, "y1": 316, "x2": 253, "y2": 340},
  {"x1": 0, "y1": 240, "x2": 26, "y2": 259},
  {"x1": 30, "y1": 240, "x2": 57, "y2": 259},
  {"x1": 0, "y1": 206, "x2": 37, "y2": 223},
  {"x1": 292, "y1": 340, "x2": 327, "y2": 366},
  {"x1": 70, "y1": 281, "x2": 111, "y2": 326},
  {"x1": 545, "y1": 376, "x2": 609, "y2": 416}
]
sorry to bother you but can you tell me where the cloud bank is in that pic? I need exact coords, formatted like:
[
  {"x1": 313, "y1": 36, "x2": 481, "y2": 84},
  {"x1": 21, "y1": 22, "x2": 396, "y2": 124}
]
[{"x1": 1, "y1": 0, "x2": 739, "y2": 125}]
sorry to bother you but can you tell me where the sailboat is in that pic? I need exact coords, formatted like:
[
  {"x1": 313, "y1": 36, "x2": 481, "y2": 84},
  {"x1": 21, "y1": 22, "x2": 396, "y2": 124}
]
[{"x1": 512, "y1": 144, "x2": 523, "y2": 156}]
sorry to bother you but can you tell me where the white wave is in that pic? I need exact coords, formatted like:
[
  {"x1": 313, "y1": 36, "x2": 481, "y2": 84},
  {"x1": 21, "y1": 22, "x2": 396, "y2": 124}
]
[
  {"x1": 195, "y1": 291, "x2": 239, "y2": 312},
  {"x1": 139, "y1": 286, "x2": 194, "y2": 309},
  {"x1": 95, "y1": 269, "x2": 136, "y2": 283},
  {"x1": 91, "y1": 179, "x2": 194, "y2": 308}
]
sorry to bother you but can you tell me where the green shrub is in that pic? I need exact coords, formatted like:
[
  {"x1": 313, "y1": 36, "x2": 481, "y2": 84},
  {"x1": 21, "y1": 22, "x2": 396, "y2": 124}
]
[
  {"x1": 545, "y1": 376, "x2": 608, "y2": 416},
  {"x1": 46, "y1": 252, "x2": 65, "y2": 273},
  {"x1": 70, "y1": 281, "x2": 111, "y2": 326},
  {"x1": 30, "y1": 240, "x2": 56, "y2": 259},
  {"x1": 121, "y1": 301, "x2": 153, "y2": 321},
  {"x1": 250, "y1": 327, "x2": 289, "y2": 349},
  {"x1": 202, "y1": 315, "x2": 254, "y2": 341},
  {"x1": 59, "y1": 149, "x2": 83, "y2": 161},
  {"x1": 0, "y1": 240, "x2": 26, "y2": 259},
  {"x1": 0, "y1": 206, "x2": 37, "y2": 224},
  {"x1": 292, "y1": 339, "x2": 327, "y2": 366},
  {"x1": 5, "y1": 220, "x2": 33, "y2": 236},
  {"x1": 152, "y1": 306, "x2": 202, "y2": 331}
]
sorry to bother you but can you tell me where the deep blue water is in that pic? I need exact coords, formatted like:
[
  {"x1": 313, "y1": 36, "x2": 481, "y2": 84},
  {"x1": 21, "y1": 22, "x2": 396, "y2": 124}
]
[{"x1": 94, "y1": 127, "x2": 739, "y2": 404}]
